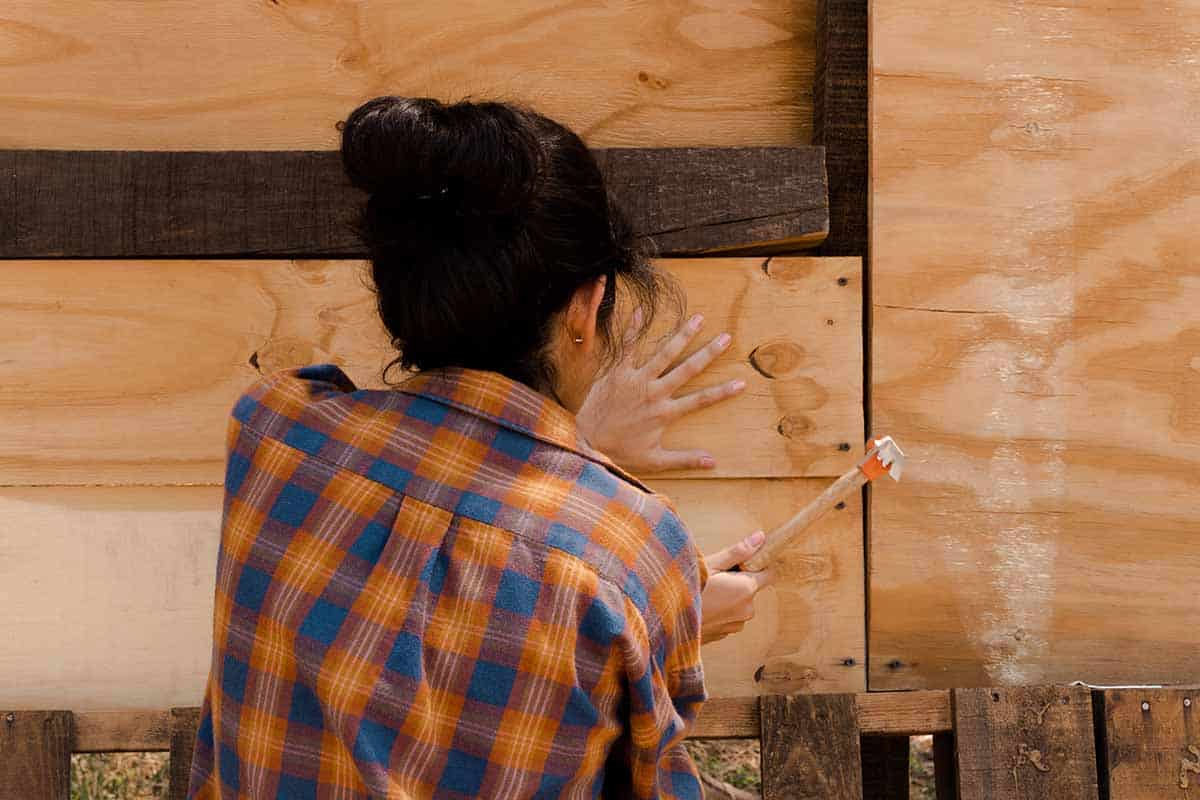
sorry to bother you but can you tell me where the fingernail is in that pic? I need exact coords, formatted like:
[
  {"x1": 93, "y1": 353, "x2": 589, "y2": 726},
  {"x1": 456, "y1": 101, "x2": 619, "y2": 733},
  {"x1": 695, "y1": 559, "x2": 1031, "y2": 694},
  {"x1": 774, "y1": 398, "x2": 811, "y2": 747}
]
[
  {"x1": 689, "y1": 313, "x2": 704, "y2": 330},
  {"x1": 699, "y1": 456, "x2": 716, "y2": 469},
  {"x1": 631, "y1": 307, "x2": 644, "y2": 327},
  {"x1": 750, "y1": 531, "x2": 765, "y2": 547},
  {"x1": 716, "y1": 333, "x2": 731, "y2": 348},
  {"x1": 732, "y1": 379, "x2": 746, "y2": 392}
]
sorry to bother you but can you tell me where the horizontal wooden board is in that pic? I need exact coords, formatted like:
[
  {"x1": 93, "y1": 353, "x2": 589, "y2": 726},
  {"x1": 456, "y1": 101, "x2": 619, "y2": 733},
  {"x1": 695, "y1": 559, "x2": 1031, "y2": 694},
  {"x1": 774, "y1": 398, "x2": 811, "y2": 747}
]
[
  {"x1": 0, "y1": 480, "x2": 860, "y2": 709},
  {"x1": 0, "y1": 147, "x2": 827, "y2": 259},
  {"x1": 869, "y1": 0, "x2": 1200, "y2": 688},
  {"x1": 0, "y1": 257, "x2": 861, "y2": 486},
  {"x1": 650, "y1": 479, "x2": 865, "y2": 697},
  {"x1": 2, "y1": 1, "x2": 816, "y2": 150},
  {"x1": 71, "y1": 690, "x2": 954, "y2": 751}
]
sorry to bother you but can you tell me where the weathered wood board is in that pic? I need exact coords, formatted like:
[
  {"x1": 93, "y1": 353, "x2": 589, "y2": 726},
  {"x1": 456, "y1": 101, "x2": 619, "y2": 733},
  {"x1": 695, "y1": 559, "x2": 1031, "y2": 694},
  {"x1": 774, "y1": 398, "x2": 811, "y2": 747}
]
[
  {"x1": 1102, "y1": 688, "x2": 1200, "y2": 800},
  {"x1": 0, "y1": 147, "x2": 829, "y2": 259},
  {"x1": 760, "y1": 693, "x2": 864, "y2": 800},
  {"x1": 2, "y1": 1, "x2": 816, "y2": 150},
  {"x1": 0, "y1": 482, "x2": 861, "y2": 709},
  {"x1": 952, "y1": 685, "x2": 1098, "y2": 799},
  {"x1": 0, "y1": 257, "x2": 861, "y2": 485},
  {"x1": 869, "y1": 0, "x2": 1200, "y2": 688}
]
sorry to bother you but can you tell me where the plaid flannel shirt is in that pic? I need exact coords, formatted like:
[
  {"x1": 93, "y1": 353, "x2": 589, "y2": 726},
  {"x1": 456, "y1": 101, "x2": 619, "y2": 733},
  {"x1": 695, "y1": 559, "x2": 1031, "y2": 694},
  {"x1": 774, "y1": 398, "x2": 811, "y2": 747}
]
[{"x1": 186, "y1": 363, "x2": 710, "y2": 799}]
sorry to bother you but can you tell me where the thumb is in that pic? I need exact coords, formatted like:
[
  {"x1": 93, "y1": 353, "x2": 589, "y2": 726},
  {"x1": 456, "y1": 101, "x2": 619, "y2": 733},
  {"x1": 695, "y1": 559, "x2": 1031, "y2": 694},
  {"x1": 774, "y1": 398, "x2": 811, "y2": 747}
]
[{"x1": 705, "y1": 530, "x2": 766, "y2": 572}]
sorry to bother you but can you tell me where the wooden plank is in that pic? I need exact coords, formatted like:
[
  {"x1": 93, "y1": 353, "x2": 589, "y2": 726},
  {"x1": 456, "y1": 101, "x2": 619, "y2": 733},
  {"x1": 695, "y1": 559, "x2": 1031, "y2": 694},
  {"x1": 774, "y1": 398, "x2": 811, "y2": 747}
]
[
  {"x1": 168, "y1": 708, "x2": 202, "y2": 800},
  {"x1": 933, "y1": 733, "x2": 958, "y2": 800},
  {"x1": 858, "y1": 691, "x2": 953, "y2": 737},
  {"x1": 761, "y1": 693, "x2": 864, "y2": 799},
  {"x1": 653, "y1": 479, "x2": 864, "y2": 697},
  {"x1": 812, "y1": 0, "x2": 867, "y2": 257},
  {"x1": 0, "y1": 257, "x2": 861, "y2": 486},
  {"x1": 0, "y1": 487, "x2": 220, "y2": 710},
  {"x1": 1102, "y1": 688, "x2": 1200, "y2": 799},
  {"x1": 0, "y1": 148, "x2": 827, "y2": 259},
  {"x1": 952, "y1": 686, "x2": 1098, "y2": 800},
  {"x1": 69, "y1": 691, "x2": 953, "y2": 752},
  {"x1": 2, "y1": 1, "x2": 817, "y2": 150},
  {"x1": 73, "y1": 710, "x2": 170, "y2": 753},
  {"x1": 861, "y1": 736, "x2": 910, "y2": 800},
  {"x1": 869, "y1": 0, "x2": 1200, "y2": 689},
  {"x1": 0, "y1": 711, "x2": 71, "y2": 800}
]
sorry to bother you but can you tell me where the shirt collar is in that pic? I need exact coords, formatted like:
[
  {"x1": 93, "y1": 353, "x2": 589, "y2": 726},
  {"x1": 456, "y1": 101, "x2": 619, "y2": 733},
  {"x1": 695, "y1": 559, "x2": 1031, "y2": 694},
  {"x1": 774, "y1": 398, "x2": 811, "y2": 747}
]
[{"x1": 396, "y1": 366, "x2": 653, "y2": 493}]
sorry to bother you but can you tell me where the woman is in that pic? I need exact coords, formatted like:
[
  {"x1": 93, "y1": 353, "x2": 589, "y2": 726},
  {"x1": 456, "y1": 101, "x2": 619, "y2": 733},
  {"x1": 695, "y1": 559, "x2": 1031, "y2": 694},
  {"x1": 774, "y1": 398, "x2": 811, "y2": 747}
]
[{"x1": 186, "y1": 96, "x2": 774, "y2": 799}]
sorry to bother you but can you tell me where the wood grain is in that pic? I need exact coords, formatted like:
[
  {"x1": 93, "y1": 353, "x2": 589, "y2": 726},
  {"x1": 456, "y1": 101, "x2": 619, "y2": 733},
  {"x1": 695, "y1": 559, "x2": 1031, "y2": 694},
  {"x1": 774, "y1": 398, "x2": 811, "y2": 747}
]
[
  {"x1": 0, "y1": 487, "x2": 221, "y2": 710},
  {"x1": 651, "y1": 479, "x2": 865, "y2": 697},
  {"x1": 761, "y1": 693, "x2": 863, "y2": 799},
  {"x1": 0, "y1": 257, "x2": 861, "y2": 485},
  {"x1": 0, "y1": 148, "x2": 828, "y2": 259},
  {"x1": 0, "y1": 711, "x2": 71, "y2": 800},
  {"x1": 1102, "y1": 688, "x2": 1200, "y2": 799},
  {"x1": 1, "y1": 1, "x2": 816, "y2": 150},
  {"x1": 73, "y1": 710, "x2": 171, "y2": 754},
  {"x1": 812, "y1": 0, "x2": 868, "y2": 257},
  {"x1": 168, "y1": 708, "x2": 202, "y2": 800},
  {"x1": 952, "y1": 686, "x2": 1098, "y2": 799},
  {"x1": 869, "y1": 0, "x2": 1200, "y2": 688}
]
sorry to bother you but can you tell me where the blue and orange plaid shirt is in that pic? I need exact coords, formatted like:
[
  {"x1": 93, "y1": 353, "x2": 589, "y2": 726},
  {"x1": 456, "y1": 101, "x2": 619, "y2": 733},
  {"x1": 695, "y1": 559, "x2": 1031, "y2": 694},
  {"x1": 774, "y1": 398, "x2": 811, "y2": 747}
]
[{"x1": 186, "y1": 363, "x2": 710, "y2": 798}]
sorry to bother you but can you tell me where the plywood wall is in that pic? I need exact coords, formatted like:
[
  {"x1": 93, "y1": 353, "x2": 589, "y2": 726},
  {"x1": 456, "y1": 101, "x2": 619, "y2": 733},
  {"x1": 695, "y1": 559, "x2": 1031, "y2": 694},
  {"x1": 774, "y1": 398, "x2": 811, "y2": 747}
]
[
  {"x1": 870, "y1": 0, "x2": 1200, "y2": 689},
  {"x1": 1, "y1": 258, "x2": 864, "y2": 708},
  {"x1": 3, "y1": 1, "x2": 816, "y2": 149}
]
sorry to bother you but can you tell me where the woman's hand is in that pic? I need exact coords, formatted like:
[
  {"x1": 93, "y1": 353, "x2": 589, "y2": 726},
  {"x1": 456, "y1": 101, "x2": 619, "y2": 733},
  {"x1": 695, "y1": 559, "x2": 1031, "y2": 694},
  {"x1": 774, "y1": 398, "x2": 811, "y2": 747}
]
[
  {"x1": 576, "y1": 311, "x2": 745, "y2": 474},
  {"x1": 700, "y1": 531, "x2": 776, "y2": 644}
]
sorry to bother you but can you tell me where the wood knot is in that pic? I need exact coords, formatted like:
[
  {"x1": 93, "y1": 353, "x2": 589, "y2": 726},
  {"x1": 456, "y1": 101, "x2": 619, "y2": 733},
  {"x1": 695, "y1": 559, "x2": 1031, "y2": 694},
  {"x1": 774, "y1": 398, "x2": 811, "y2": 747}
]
[
  {"x1": 776, "y1": 415, "x2": 812, "y2": 439},
  {"x1": 747, "y1": 341, "x2": 805, "y2": 379}
]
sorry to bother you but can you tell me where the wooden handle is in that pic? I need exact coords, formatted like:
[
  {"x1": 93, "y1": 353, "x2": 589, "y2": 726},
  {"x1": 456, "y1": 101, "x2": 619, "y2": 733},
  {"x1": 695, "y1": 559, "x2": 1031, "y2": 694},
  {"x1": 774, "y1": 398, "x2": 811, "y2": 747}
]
[{"x1": 740, "y1": 466, "x2": 869, "y2": 571}]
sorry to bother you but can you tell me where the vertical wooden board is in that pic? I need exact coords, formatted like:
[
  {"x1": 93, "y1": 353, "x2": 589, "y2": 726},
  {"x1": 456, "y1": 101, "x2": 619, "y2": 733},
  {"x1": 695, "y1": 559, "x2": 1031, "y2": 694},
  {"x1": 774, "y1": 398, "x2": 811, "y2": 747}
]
[
  {"x1": 0, "y1": 487, "x2": 221, "y2": 710},
  {"x1": 0, "y1": 257, "x2": 860, "y2": 485},
  {"x1": 761, "y1": 693, "x2": 864, "y2": 800},
  {"x1": 1103, "y1": 689, "x2": 1200, "y2": 799},
  {"x1": 861, "y1": 736, "x2": 910, "y2": 800},
  {"x1": 933, "y1": 733, "x2": 958, "y2": 800},
  {"x1": 169, "y1": 708, "x2": 203, "y2": 800},
  {"x1": 0, "y1": 711, "x2": 71, "y2": 800},
  {"x1": 869, "y1": 0, "x2": 1200, "y2": 688},
  {"x1": 2, "y1": 2, "x2": 815, "y2": 149},
  {"x1": 650, "y1": 479, "x2": 865, "y2": 698},
  {"x1": 953, "y1": 686, "x2": 1098, "y2": 800},
  {"x1": 812, "y1": 0, "x2": 868, "y2": 257}
]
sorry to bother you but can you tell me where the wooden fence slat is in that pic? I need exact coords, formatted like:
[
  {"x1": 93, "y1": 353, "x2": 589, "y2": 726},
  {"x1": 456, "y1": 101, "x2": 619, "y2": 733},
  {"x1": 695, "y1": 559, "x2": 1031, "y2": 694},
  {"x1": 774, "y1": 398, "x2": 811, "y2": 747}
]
[
  {"x1": 953, "y1": 686, "x2": 1099, "y2": 800},
  {"x1": 0, "y1": 711, "x2": 72, "y2": 800},
  {"x1": 861, "y1": 735, "x2": 910, "y2": 800},
  {"x1": 168, "y1": 707, "x2": 202, "y2": 800},
  {"x1": 932, "y1": 732, "x2": 957, "y2": 800},
  {"x1": 0, "y1": 148, "x2": 827, "y2": 259},
  {"x1": 1101, "y1": 688, "x2": 1200, "y2": 800},
  {"x1": 761, "y1": 693, "x2": 864, "y2": 799}
]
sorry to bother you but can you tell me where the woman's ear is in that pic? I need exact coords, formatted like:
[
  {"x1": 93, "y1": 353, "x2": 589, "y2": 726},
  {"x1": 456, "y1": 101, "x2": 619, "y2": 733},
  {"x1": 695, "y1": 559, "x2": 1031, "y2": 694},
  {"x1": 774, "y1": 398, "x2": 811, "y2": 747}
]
[{"x1": 566, "y1": 275, "x2": 608, "y2": 354}]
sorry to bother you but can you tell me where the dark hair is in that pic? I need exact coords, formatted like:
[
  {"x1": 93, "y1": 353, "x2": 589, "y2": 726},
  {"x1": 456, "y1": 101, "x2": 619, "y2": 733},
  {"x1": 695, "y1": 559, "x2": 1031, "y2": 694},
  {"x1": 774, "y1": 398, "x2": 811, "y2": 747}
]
[{"x1": 337, "y1": 95, "x2": 680, "y2": 395}]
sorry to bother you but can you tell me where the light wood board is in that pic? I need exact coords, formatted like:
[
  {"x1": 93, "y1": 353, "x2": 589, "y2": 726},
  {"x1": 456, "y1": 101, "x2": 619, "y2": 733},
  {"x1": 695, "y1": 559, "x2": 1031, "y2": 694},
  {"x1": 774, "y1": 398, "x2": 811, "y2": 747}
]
[
  {"x1": 2, "y1": 1, "x2": 816, "y2": 149},
  {"x1": 870, "y1": 0, "x2": 1200, "y2": 688},
  {"x1": 0, "y1": 257, "x2": 861, "y2": 485},
  {"x1": 0, "y1": 482, "x2": 861, "y2": 710}
]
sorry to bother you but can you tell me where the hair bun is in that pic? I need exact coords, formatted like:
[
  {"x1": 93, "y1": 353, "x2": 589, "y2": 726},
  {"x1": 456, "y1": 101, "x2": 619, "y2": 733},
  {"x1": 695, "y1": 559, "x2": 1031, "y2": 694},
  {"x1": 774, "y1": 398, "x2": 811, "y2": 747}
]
[{"x1": 340, "y1": 96, "x2": 544, "y2": 232}]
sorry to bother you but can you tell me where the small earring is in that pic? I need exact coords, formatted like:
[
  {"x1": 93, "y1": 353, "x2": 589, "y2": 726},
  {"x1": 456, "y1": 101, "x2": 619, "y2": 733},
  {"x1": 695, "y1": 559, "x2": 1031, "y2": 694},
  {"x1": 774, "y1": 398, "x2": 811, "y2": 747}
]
[{"x1": 573, "y1": 336, "x2": 584, "y2": 344}]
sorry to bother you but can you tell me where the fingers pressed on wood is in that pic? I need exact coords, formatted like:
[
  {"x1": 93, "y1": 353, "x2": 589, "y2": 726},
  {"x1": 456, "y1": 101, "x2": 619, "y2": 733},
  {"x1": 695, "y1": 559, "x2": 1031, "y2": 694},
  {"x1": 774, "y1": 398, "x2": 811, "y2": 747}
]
[
  {"x1": 658, "y1": 332, "x2": 732, "y2": 391},
  {"x1": 670, "y1": 378, "x2": 745, "y2": 416},
  {"x1": 643, "y1": 314, "x2": 704, "y2": 378},
  {"x1": 653, "y1": 448, "x2": 716, "y2": 473}
]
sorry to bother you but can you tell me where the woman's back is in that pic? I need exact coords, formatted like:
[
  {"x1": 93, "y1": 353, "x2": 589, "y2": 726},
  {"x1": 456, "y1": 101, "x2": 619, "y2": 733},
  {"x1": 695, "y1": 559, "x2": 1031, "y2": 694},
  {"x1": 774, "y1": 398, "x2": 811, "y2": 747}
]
[{"x1": 186, "y1": 362, "x2": 707, "y2": 798}]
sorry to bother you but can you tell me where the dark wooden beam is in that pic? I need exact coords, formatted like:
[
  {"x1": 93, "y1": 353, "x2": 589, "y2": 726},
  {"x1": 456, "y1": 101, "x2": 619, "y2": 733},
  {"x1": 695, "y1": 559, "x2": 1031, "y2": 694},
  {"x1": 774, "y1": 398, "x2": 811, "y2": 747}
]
[
  {"x1": 761, "y1": 693, "x2": 865, "y2": 799},
  {"x1": 812, "y1": 0, "x2": 867, "y2": 257},
  {"x1": 0, "y1": 147, "x2": 827, "y2": 259}
]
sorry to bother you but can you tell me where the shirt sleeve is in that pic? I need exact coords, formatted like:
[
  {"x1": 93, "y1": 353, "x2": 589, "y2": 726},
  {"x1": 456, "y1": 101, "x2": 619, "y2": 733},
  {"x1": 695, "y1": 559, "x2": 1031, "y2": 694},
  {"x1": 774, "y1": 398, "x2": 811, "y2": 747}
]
[{"x1": 620, "y1": 526, "x2": 707, "y2": 798}]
